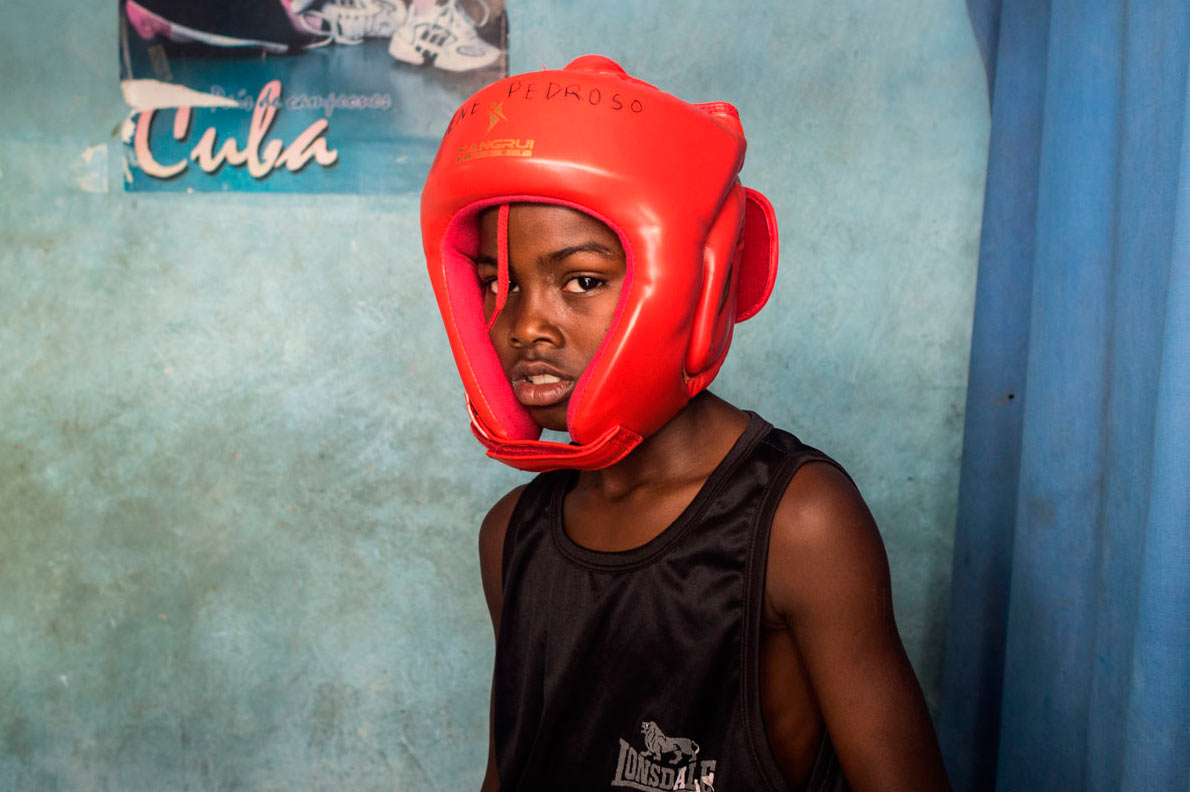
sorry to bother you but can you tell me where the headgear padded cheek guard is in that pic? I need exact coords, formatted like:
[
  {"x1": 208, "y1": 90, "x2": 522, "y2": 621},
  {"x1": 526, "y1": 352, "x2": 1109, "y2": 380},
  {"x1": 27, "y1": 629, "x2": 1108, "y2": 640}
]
[{"x1": 421, "y1": 55, "x2": 779, "y2": 472}]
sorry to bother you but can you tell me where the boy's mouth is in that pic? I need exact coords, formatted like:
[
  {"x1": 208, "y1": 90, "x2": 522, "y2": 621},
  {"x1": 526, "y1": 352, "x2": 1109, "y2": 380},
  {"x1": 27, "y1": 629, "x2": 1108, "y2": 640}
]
[{"x1": 510, "y1": 362, "x2": 575, "y2": 408}]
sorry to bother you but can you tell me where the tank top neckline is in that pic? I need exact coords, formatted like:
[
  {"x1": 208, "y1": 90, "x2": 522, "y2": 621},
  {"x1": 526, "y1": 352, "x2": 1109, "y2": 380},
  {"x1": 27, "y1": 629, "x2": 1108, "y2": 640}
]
[{"x1": 547, "y1": 411, "x2": 772, "y2": 571}]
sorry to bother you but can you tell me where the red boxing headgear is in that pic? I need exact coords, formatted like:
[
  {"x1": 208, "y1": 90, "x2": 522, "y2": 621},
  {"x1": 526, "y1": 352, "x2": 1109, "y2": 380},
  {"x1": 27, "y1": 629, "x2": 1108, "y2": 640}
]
[{"x1": 421, "y1": 55, "x2": 779, "y2": 472}]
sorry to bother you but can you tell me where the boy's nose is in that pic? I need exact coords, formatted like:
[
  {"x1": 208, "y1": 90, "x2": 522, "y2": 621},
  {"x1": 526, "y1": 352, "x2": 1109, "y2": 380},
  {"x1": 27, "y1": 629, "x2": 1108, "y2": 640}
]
[{"x1": 507, "y1": 290, "x2": 563, "y2": 349}]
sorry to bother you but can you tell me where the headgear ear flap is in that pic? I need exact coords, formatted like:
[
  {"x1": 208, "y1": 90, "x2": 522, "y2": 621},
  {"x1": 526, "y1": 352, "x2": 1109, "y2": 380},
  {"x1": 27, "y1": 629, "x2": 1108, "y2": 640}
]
[
  {"x1": 685, "y1": 185, "x2": 745, "y2": 382},
  {"x1": 421, "y1": 55, "x2": 780, "y2": 472},
  {"x1": 736, "y1": 188, "x2": 780, "y2": 322}
]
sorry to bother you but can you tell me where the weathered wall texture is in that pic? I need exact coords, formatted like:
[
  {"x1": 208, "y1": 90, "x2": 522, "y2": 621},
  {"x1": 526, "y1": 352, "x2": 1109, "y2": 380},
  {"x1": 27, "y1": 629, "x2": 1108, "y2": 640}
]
[{"x1": 0, "y1": 2, "x2": 987, "y2": 789}]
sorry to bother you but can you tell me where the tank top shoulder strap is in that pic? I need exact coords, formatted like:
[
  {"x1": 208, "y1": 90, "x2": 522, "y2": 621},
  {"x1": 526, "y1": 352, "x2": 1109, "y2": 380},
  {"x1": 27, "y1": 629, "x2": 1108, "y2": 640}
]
[
  {"x1": 744, "y1": 424, "x2": 859, "y2": 529},
  {"x1": 500, "y1": 469, "x2": 568, "y2": 583}
]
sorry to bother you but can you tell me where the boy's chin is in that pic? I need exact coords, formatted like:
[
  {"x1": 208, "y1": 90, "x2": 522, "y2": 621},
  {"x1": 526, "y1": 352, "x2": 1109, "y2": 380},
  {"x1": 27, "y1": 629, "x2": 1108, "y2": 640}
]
[{"x1": 528, "y1": 404, "x2": 570, "y2": 435}]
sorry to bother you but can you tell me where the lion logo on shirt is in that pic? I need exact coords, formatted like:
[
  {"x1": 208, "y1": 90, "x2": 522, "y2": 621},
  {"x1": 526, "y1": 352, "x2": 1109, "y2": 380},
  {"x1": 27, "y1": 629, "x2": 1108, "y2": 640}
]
[
  {"x1": 612, "y1": 721, "x2": 716, "y2": 791},
  {"x1": 641, "y1": 721, "x2": 700, "y2": 764}
]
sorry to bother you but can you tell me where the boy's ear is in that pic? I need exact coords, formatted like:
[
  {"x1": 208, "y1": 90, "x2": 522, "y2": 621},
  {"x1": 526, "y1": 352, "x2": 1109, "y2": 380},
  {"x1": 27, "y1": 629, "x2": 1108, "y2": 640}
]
[{"x1": 735, "y1": 188, "x2": 779, "y2": 322}]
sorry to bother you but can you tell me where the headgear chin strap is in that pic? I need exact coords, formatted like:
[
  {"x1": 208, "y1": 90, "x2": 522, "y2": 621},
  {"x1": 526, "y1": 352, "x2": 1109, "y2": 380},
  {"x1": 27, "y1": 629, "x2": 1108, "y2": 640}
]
[{"x1": 421, "y1": 55, "x2": 779, "y2": 472}]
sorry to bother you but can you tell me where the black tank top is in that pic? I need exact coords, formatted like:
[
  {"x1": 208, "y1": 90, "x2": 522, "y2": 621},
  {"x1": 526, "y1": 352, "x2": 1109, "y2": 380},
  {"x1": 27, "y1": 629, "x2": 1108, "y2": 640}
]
[{"x1": 493, "y1": 413, "x2": 852, "y2": 791}]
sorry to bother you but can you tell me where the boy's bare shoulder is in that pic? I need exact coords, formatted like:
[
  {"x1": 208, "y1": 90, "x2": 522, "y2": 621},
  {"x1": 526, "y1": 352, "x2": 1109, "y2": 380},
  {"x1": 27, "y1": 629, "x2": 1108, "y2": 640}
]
[
  {"x1": 478, "y1": 485, "x2": 528, "y2": 629},
  {"x1": 766, "y1": 460, "x2": 890, "y2": 619}
]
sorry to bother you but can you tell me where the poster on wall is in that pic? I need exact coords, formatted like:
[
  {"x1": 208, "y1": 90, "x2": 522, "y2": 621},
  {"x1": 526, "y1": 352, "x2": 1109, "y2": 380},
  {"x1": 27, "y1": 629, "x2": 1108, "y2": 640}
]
[{"x1": 119, "y1": 0, "x2": 508, "y2": 193}]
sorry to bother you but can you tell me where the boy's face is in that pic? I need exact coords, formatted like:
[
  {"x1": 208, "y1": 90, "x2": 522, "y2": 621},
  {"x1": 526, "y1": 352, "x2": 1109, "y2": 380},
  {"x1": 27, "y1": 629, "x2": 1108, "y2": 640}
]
[{"x1": 477, "y1": 204, "x2": 627, "y2": 433}]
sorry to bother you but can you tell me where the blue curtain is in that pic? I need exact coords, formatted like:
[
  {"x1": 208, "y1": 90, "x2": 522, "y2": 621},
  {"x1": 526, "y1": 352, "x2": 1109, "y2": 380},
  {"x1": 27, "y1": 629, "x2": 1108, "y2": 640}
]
[{"x1": 939, "y1": 1, "x2": 1190, "y2": 790}]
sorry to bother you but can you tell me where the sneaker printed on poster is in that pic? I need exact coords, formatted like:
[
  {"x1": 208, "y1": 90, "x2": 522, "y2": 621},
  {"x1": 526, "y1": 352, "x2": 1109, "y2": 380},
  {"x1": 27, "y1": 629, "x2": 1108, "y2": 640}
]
[
  {"x1": 294, "y1": 0, "x2": 502, "y2": 71},
  {"x1": 387, "y1": 0, "x2": 501, "y2": 72},
  {"x1": 126, "y1": 0, "x2": 505, "y2": 71}
]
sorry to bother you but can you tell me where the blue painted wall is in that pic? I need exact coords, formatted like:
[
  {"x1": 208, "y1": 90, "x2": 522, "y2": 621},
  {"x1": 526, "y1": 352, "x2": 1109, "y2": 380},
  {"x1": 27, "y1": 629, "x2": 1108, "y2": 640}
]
[{"x1": 0, "y1": 2, "x2": 987, "y2": 789}]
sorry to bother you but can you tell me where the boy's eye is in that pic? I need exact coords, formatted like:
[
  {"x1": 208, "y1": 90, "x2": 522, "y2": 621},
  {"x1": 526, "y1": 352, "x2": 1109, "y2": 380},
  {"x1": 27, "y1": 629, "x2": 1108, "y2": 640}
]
[
  {"x1": 563, "y1": 276, "x2": 603, "y2": 293},
  {"x1": 483, "y1": 278, "x2": 518, "y2": 294}
]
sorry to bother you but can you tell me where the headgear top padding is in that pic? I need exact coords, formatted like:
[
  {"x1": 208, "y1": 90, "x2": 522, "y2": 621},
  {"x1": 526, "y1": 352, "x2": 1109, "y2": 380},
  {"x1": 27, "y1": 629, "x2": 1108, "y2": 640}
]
[{"x1": 421, "y1": 54, "x2": 779, "y2": 472}]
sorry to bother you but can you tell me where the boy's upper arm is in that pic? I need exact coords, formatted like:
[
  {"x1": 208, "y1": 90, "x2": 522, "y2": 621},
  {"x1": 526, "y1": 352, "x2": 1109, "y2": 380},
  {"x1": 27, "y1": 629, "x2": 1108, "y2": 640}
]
[
  {"x1": 767, "y1": 462, "x2": 951, "y2": 792},
  {"x1": 479, "y1": 485, "x2": 526, "y2": 635},
  {"x1": 479, "y1": 486, "x2": 524, "y2": 792}
]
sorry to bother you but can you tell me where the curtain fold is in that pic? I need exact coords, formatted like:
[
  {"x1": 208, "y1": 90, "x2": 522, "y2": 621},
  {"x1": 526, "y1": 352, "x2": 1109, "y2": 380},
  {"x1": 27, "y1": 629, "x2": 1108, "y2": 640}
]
[{"x1": 939, "y1": 2, "x2": 1190, "y2": 790}]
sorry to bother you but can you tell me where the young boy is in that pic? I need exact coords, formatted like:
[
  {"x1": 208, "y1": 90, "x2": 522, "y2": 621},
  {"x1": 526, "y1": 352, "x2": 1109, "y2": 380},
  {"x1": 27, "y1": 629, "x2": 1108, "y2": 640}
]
[{"x1": 421, "y1": 56, "x2": 951, "y2": 792}]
